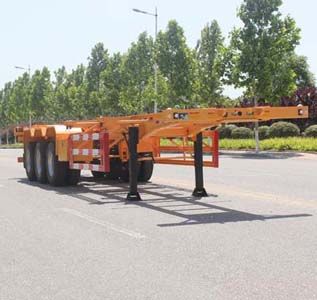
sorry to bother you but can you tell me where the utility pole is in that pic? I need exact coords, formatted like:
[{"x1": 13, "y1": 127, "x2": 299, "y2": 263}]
[
  {"x1": 132, "y1": 7, "x2": 158, "y2": 113},
  {"x1": 154, "y1": 7, "x2": 158, "y2": 113},
  {"x1": 254, "y1": 96, "x2": 260, "y2": 153}
]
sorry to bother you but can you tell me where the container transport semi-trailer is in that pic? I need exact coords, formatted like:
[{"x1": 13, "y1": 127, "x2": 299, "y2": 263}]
[{"x1": 15, "y1": 106, "x2": 308, "y2": 200}]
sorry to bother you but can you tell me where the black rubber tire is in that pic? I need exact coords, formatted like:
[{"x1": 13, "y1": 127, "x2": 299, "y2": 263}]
[
  {"x1": 106, "y1": 172, "x2": 120, "y2": 180},
  {"x1": 25, "y1": 143, "x2": 36, "y2": 181},
  {"x1": 67, "y1": 169, "x2": 81, "y2": 186},
  {"x1": 120, "y1": 161, "x2": 140, "y2": 182},
  {"x1": 105, "y1": 158, "x2": 121, "y2": 180},
  {"x1": 138, "y1": 160, "x2": 154, "y2": 182},
  {"x1": 46, "y1": 142, "x2": 67, "y2": 186},
  {"x1": 34, "y1": 142, "x2": 48, "y2": 183},
  {"x1": 91, "y1": 171, "x2": 105, "y2": 179},
  {"x1": 120, "y1": 162, "x2": 130, "y2": 182}
]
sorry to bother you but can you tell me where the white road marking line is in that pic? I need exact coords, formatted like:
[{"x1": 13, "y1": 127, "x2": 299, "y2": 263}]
[{"x1": 59, "y1": 208, "x2": 146, "y2": 239}]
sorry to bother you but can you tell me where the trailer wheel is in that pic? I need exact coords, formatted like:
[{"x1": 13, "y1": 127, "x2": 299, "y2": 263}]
[
  {"x1": 120, "y1": 161, "x2": 140, "y2": 182},
  {"x1": 46, "y1": 142, "x2": 67, "y2": 186},
  {"x1": 67, "y1": 169, "x2": 81, "y2": 185},
  {"x1": 120, "y1": 162, "x2": 130, "y2": 182},
  {"x1": 105, "y1": 158, "x2": 121, "y2": 180},
  {"x1": 34, "y1": 142, "x2": 48, "y2": 183},
  {"x1": 25, "y1": 143, "x2": 36, "y2": 181},
  {"x1": 92, "y1": 171, "x2": 105, "y2": 179},
  {"x1": 138, "y1": 160, "x2": 153, "y2": 182}
]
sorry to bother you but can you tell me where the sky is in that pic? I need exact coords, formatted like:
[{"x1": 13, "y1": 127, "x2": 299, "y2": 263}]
[{"x1": 0, "y1": 0, "x2": 316, "y2": 98}]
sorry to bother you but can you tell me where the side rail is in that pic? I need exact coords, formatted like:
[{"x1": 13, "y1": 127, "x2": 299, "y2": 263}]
[
  {"x1": 68, "y1": 131, "x2": 110, "y2": 172},
  {"x1": 154, "y1": 131, "x2": 219, "y2": 168}
]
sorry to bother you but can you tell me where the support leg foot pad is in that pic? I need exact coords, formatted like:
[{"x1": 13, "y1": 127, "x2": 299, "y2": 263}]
[
  {"x1": 192, "y1": 188, "x2": 208, "y2": 197},
  {"x1": 126, "y1": 192, "x2": 142, "y2": 201}
]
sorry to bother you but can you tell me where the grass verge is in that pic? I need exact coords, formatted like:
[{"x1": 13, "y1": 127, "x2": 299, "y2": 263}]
[
  {"x1": 220, "y1": 138, "x2": 317, "y2": 152},
  {"x1": 0, "y1": 143, "x2": 23, "y2": 149}
]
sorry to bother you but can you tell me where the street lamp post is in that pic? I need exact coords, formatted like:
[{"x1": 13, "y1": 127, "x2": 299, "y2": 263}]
[
  {"x1": 15, "y1": 65, "x2": 32, "y2": 127},
  {"x1": 132, "y1": 7, "x2": 158, "y2": 113},
  {"x1": 254, "y1": 96, "x2": 260, "y2": 153}
]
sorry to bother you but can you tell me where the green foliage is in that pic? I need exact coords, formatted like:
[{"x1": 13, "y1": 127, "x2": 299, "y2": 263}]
[
  {"x1": 258, "y1": 125, "x2": 270, "y2": 139},
  {"x1": 139, "y1": 72, "x2": 171, "y2": 111},
  {"x1": 0, "y1": 12, "x2": 313, "y2": 134},
  {"x1": 227, "y1": 0, "x2": 301, "y2": 102},
  {"x1": 86, "y1": 43, "x2": 109, "y2": 93},
  {"x1": 231, "y1": 127, "x2": 253, "y2": 139},
  {"x1": 119, "y1": 32, "x2": 155, "y2": 114},
  {"x1": 304, "y1": 125, "x2": 317, "y2": 137},
  {"x1": 217, "y1": 124, "x2": 238, "y2": 139},
  {"x1": 156, "y1": 20, "x2": 195, "y2": 104},
  {"x1": 220, "y1": 138, "x2": 255, "y2": 150},
  {"x1": 29, "y1": 67, "x2": 53, "y2": 121},
  {"x1": 290, "y1": 55, "x2": 316, "y2": 88},
  {"x1": 0, "y1": 143, "x2": 23, "y2": 149},
  {"x1": 100, "y1": 53, "x2": 124, "y2": 115},
  {"x1": 220, "y1": 137, "x2": 317, "y2": 152},
  {"x1": 195, "y1": 20, "x2": 224, "y2": 105},
  {"x1": 268, "y1": 121, "x2": 300, "y2": 138}
]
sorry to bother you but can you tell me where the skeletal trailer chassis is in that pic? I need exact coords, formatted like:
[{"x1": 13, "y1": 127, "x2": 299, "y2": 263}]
[{"x1": 15, "y1": 106, "x2": 308, "y2": 201}]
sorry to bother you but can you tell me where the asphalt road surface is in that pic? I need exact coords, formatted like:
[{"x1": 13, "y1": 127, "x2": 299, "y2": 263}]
[{"x1": 1, "y1": 149, "x2": 317, "y2": 300}]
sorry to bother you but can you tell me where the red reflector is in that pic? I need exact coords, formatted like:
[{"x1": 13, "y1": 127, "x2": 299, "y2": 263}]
[{"x1": 17, "y1": 157, "x2": 23, "y2": 163}]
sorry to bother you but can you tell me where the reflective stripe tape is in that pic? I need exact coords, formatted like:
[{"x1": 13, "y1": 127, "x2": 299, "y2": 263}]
[
  {"x1": 73, "y1": 149, "x2": 80, "y2": 155},
  {"x1": 72, "y1": 149, "x2": 100, "y2": 156},
  {"x1": 92, "y1": 164, "x2": 100, "y2": 171},
  {"x1": 71, "y1": 133, "x2": 100, "y2": 142},
  {"x1": 70, "y1": 163, "x2": 103, "y2": 172},
  {"x1": 92, "y1": 149, "x2": 100, "y2": 156},
  {"x1": 69, "y1": 131, "x2": 108, "y2": 173},
  {"x1": 72, "y1": 134, "x2": 80, "y2": 141},
  {"x1": 92, "y1": 133, "x2": 100, "y2": 140}
]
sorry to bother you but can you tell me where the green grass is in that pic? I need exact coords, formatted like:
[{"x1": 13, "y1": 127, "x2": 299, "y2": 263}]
[
  {"x1": 220, "y1": 137, "x2": 317, "y2": 152},
  {"x1": 0, "y1": 143, "x2": 23, "y2": 149}
]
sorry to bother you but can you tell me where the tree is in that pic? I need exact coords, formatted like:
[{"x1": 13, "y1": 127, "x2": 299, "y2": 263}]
[
  {"x1": 227, "y1": 0, "x2": 301, "y2": 102},
  {"x1": 227, "y1": 0, "x2": 301, "y2": 152},
  {"x1": 156, "y1": 20, "x2": 195, "y2": 105},
  {"x1": 100, "y1": 53, "x2": 124, "y2": 115},
  {"x1": 85, "y1": 43, "x2": 109, "y2": 117},
  {"x1": 0, "y1": 83, "x2": 12, "y2": 127},
  {"x1": 86, "y1": 43, "x2": 109, "y2": 92},
  {"x1": 0, "y1": 90, "x2": 4, "y2": 128},
  {"x1": 195, "y1": 20, "x2": 225, "y2": 105},
  {"x1": 290, "y1": 54, "x2": 315, "y2": 88},
  {"x1": 52, "y1": 66, "x2": 69, "y2": 120},
  {"x1": 131, "y1": 71, "x2": 170, "y2": 113},
  {"x1": 29, "y1": 67, "x2": 53, "y2": 121},
  {"x1": 8, "y1": 74, "x2": 30, "y2": 124},
  {"x1": 119, "y1": 32, "x2": 155, "y2": 114},
  {"x1": 67, "y1": 65, "x2": 87, "y2": 119}
]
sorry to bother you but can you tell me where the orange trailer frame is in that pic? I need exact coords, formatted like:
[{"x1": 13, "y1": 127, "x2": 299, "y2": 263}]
[{"x1": 15, "y1": 105, "x2": 308, "y2": 200}]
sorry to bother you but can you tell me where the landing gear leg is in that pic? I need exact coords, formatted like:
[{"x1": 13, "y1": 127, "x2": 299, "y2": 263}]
[
  {"x1": 126, "y1": 126, "x2": 141, "y2": 201},
  {"x1": 192, "y1": 132, "x2": 208, "y2": 197}
]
